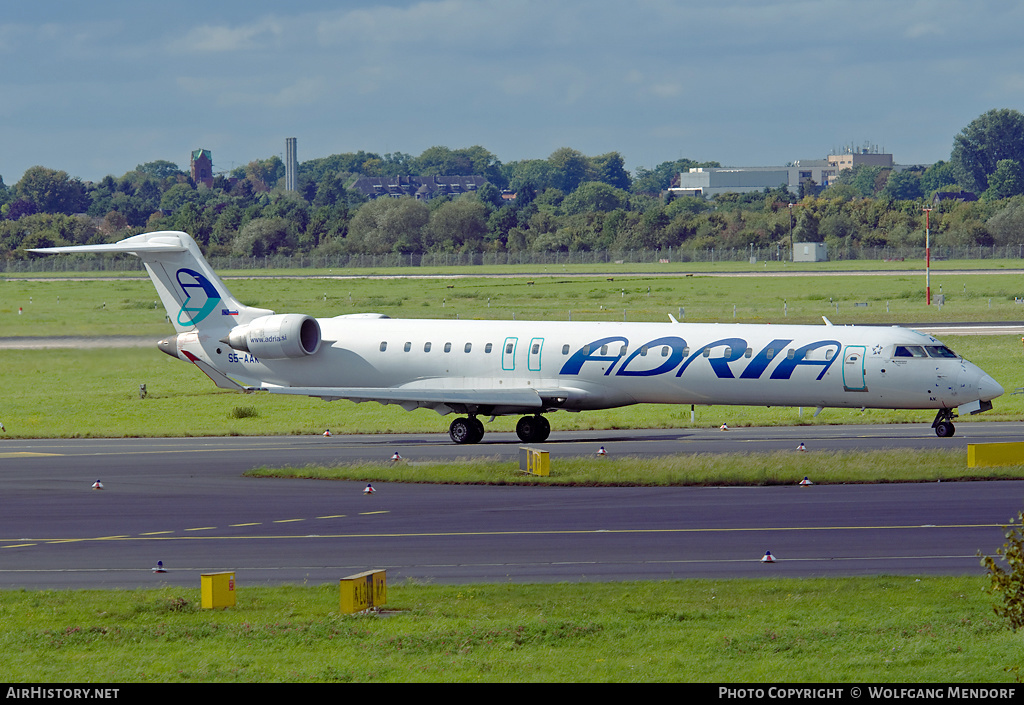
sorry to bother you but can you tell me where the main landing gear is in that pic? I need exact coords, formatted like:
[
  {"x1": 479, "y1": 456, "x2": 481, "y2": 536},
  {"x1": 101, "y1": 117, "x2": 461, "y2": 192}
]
[
  {"x1": 932, "y1": 408, "x2": 956, "y2": 438},
  {"x1": 448, "y1": 414, "x2": 551, "y2": 444},
  {"x1": 449, "y1": 416, "x2": 485, "y2": 444},
  {"x1": 515, "y1": 415, "x2": 550, "y2": 443}
]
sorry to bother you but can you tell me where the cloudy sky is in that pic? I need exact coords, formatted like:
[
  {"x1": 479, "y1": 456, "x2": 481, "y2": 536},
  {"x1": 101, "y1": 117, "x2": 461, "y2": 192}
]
[{"x1": 1, "y1": 1, "x2": 1021, "y2": 185}]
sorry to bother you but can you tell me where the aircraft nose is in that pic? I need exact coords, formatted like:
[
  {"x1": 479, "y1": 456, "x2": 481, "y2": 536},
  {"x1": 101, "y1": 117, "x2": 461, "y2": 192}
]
[{"x1": 978, "y1": 373, "x2": 1004, "y2": 401}]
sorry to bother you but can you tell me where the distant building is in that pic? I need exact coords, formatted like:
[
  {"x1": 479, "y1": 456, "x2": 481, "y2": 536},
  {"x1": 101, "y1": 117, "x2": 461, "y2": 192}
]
[
  {"x1": 191, "y1": 149, "x2": 213, "y2": 188},
  {"x1": 671, "y1": 167, "x2": 791, "y2": 198},
  {"x1": 793, "y1": 242, "x2": 828, "y2": 262},
  {"x1": 826, "y1": 147, "x2": 894, "y2": 173},
  {"x1": 669, "y1": 145, "x2": 897, "y2": 198},
  {"x1": 932, "y1": 190, "x2": 978, "y2": 205},
  {"x1": 349, "y1": 175, "x2": 487, "y2": 200}
]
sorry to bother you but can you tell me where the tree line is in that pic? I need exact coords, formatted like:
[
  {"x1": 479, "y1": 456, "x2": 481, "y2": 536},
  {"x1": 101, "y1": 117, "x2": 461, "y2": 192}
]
[{"x1": 2, "y1": 109, "x2": 1024, "y2": 261}]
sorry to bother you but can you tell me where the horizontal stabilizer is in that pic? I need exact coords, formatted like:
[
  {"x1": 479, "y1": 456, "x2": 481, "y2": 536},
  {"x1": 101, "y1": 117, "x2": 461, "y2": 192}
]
[
  {"x1": 181, "y1": 351, "x2": 248, "y2": 391},
  {"x1": 30, "y1": 233, "x2": 189, "y2": 255}
]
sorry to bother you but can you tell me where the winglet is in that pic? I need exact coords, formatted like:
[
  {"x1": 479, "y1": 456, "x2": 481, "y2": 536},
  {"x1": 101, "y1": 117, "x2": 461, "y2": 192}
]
[
  {"x1": 668, "y1": 314, "x2": 679, "y2": 324},
  {"x1": 822, "y1": 316, "x2": 834, "y2": 326}
]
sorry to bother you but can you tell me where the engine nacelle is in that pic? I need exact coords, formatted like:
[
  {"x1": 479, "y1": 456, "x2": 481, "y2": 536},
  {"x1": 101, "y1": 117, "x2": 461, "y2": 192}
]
[{"x1": 222, "y1": 314, "x2": 321, "y2": 359}]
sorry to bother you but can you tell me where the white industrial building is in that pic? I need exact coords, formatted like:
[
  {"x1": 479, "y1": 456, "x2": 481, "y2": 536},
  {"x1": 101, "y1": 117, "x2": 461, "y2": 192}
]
[{"x1": 669, "y1": 147, "x2": 896, "y2": 198}]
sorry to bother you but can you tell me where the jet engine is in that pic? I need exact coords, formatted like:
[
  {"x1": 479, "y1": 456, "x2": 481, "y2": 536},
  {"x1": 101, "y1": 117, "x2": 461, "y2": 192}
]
[{"x1": 221, "y1": 314, "x2": 321, "y2": 359}]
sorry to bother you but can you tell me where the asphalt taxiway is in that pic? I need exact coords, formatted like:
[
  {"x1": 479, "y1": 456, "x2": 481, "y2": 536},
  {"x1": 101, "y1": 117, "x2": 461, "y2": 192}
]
[{"x1": 2, "y1": 423, "x2": 1023, "y2": 589}]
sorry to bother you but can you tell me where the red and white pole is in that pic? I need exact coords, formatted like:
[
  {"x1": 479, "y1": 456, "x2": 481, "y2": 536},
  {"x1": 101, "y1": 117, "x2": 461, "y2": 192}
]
[{"x1": 923, "y1": 207, "x2": 932, "y2": 305}]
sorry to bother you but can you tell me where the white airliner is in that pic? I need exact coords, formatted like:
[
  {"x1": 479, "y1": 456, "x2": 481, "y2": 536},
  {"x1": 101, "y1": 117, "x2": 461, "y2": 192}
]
[{"x1": 33, "y1": 231, "x2": 1003, "y2": 443}]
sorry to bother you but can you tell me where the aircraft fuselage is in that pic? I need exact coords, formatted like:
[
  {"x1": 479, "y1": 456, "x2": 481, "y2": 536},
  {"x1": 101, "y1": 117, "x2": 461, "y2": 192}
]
[{"x1": 167, "y1": 317, "x2": 1000, "y2": 416}]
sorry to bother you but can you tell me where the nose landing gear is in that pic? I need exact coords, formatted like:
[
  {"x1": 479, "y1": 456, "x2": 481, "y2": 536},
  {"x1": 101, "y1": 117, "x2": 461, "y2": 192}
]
[{"x1": 932, "y1": 408, "x2": 956, "y2": 438}]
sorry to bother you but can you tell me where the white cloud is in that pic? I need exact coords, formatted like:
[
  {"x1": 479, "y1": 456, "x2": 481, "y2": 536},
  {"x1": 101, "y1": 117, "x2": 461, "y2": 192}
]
[
  {"x1": 176, "y1": 75, "x2": 327, "y2": 109},
  {"x1": 172, "y1": 16, "x2": 287, "y2": 53}
]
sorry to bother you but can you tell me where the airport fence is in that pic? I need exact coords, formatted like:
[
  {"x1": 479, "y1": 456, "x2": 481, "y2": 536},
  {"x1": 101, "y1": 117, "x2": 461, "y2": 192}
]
[{"x1": 5, "y1": 244, "x2": 1024, "y2": 274}]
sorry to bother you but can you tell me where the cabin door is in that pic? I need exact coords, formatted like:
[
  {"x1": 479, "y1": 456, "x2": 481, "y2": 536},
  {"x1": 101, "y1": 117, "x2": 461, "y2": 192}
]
[
  {"x1": 502, "y1": 337, "x2": 518, "y2": 371},
  {"x1": 842, "y1": 345, "x2": 867, "y2": 391},
  {"x1": 528, "y1": 337, "x2": 544, "y2": 372}
]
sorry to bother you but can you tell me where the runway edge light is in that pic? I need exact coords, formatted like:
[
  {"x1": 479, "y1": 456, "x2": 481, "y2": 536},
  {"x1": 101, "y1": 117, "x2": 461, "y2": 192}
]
[
  {"x1": 761, "y1": 551, "x2": 776, "y2": 563},
  {"x1": 340, "y1": 569, "x2": 387, "y2": 614}
]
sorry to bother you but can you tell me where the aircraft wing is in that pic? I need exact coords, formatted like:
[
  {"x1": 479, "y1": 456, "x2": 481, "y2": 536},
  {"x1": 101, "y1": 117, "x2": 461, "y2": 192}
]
[{"x1": 254, "y1": 384, "x2": 546, "y2": 414}]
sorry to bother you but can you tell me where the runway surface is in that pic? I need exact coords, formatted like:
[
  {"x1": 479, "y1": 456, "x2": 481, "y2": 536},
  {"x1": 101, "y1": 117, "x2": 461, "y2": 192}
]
[{"x1": 2, "y1": 422, "x2": 1023, "y2": 590}]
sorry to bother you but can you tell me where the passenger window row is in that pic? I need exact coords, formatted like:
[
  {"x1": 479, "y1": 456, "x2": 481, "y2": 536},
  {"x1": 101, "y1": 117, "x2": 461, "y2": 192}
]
[
  {"x1": 379, "y1": 341, "x2": 493, "y2": 353},
  {"x1": 375, "y1": 342, "x2": 845, "y2": 361}
]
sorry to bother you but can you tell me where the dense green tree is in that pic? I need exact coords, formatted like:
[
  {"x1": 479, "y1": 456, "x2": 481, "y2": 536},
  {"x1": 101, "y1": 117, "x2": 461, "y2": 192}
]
[
  {"x1": 300, "y1": 151, "x2": 382, "y2": 182},
  {"x1": 239, "y1": 156, "x2": 286, "y2": 191},
  {"x1": 986, "y1": 199, "x2": 1024, "y2": 244},
  {"x1": 920, "y1": 160, "x2": 958, "y2": 194},
  {"x1": 830, "y1": 164, "x2": 886, "y2": 198},
  {"x1": 413, "y1": 146, "x2": 473, "y2": 176},
  {"x1": 135, "y1": 160, "x2": 184, "y2": 180},
  {"x1": 475, "y1": 182, "x2": 504, "y2": 210},
  {"x1": 951, "y1": 108, "x2": 1024, "y2": 193},
  {"x1": 456, "y1": 146, "x2": 506, "y2": 187},
  {"x1": 425, "y1": 197, "x2": 489, "y2": 252},
  {"x1": 502, "y1": 159, "x2": 557, "y2": 193},
  {"x1": 881, "y1": 169, "x2": 924, "y2": 201},
  {"x1": 983, "y1": 159, "x2": 1024, "y2": 201},
  {"x1": 590, "y1": 152, "x2": 631, "y2": 191},
  {"x1": 345, "y1": 197, "x2": 429, "y2": 254},
  {"x1": 5, "y1": 199, "x2": 38, "y2": 220},
  {"x1": 159, "y1": 183, "x2": 199, "y2": 212},
  {"x1": 485, "y1": 204, "x2": 515, "y2": 240},
  {"x1": 231, "y1": 216, "x2": 294, "y2": 257},
  {"x1": 562, "y1": 181, "x2": 630, "y2": 215},
  {"x1": 791, "y1": 209, "x2": 821, "y2": 242},
  {"x1": 411, "y1": 146, "x2": 504, "y2": 184},
  {"x1": 311, "y1": 172, "x2": 352, "y2": 210},
  {"x1": 547, "y1": 148, "x2": 593, "y2": 193},
  {"x1": 14, "y1": 166, "x2": 88, "y2": 214}
]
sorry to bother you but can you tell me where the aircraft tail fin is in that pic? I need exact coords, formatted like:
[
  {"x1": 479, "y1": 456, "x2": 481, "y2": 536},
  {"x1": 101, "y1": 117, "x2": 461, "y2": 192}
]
[{"x1": 31, "y1": 231, "x2": 273, "y2": 334}]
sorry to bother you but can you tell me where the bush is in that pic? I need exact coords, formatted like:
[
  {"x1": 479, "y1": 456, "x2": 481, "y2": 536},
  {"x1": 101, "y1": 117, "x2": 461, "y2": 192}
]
[{"x1": 980, "y1": 510, "x2": 1024, "y2": 631}]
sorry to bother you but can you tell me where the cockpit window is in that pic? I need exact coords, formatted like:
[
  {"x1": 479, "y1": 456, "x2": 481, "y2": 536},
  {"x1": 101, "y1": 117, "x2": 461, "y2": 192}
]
[
  {"x1": 925, "y1": 345, "x2": 958, "y2": 359},
  {"x1": 894, "y1": 345, "x2": 927, "y2": 358}
]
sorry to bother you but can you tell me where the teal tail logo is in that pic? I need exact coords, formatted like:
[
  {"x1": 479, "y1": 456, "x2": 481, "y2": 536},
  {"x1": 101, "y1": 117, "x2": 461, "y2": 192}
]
[{"x1": 176, "y1": 268, "x2": 222, "y2": 326}]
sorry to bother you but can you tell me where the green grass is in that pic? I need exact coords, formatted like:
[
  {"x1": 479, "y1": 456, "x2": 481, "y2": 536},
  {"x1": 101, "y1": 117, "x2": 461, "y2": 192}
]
[
  {"x1": 4, "y1": 268, "x2": 1024, "y2": 338},
  {"x1": 244, "y1": 449, "x2": 1024, "y2": 486},
  {"x1": 0, "y1": 577, "x2": 1019, "y2": 682}
]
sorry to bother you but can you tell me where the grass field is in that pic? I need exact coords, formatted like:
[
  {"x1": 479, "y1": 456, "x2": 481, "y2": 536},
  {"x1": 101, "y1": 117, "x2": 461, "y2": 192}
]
[
  {"x1": 243, "y1": 448, "x2": 1024, "y2": 485},
  {"x1": 1, "y1": 577, "x2": 1020, "y2": 683},
  {"x1": 4, "y1": 266, "x2": 1024, "y2": 337}
]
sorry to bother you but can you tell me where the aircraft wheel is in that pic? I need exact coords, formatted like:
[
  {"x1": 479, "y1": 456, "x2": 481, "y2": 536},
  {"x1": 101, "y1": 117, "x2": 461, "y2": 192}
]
[
  {"x1": 449, "y1": 417, "x2": 481, "y2": 444},
  {"x1": 470, "y1": 416, "x2": 485, "y2": 441},
  {"x1": 516, "y1": 415, "x2": 550, "y2": 443},
  {"x1": 535, "y1": 415, "x2": 550, "y2": 442},
  {"x1": 934, "y1": 421, "x2": 955, "y2": 438}
]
